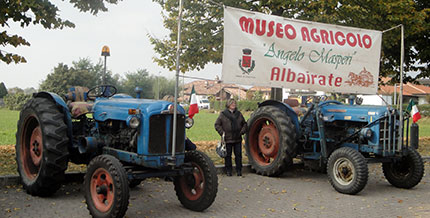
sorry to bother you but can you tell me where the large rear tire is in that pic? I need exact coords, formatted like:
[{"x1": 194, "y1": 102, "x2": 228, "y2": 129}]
[
  {"x1": 15, "y1": 97, "x2": 69, "y2": 196},
  {"x1": 382, "y1": 148, "x2": 424, "y2": 189},
  {"x1": 84, "y1": 155, "x2": 130, "y2": 218},
  {"x1": 245, "y1": 106, "x2": 297, "y2": 176},
  {"x1": 327, "y1": 147, "x2": 368, "y2": 195},
  {"x1": 174, "y1": 150, "x2": 218, "y2": 212}
]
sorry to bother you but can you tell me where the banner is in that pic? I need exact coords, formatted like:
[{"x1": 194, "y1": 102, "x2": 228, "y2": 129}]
[{"x1": 222, "y1": 7, "x2": 382, "y2": 94}]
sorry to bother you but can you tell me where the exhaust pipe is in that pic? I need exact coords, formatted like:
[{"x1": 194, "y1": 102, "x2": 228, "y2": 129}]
[
  {"x1": 79, "y1": 137, "x2": 99, "y2": 154},
  {"x1": 410, "y1": 123, "x2": 419, "y2": 149}
]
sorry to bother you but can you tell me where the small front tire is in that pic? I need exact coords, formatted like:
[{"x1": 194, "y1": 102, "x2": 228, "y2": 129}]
[
  {"x1": 84, "y1": 155, "x2": 130, "y2": 218},
  {"x1": 327, "y1": 147, "x2": 368, "y2": 195},
  {"x1": 174, "y1": 150, "x2": 218, "y2": 212},
  {"x1": 382, "y1": 148, "x2": 424, "y2": 189}
]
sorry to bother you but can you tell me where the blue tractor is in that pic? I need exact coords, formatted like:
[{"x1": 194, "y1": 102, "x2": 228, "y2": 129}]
[
  {"x1": 15, "y1": 85, "x2": 218, "y2": 217},
  {"x1": 245, "y1": 96, "x2": 424, "y2": 194}
]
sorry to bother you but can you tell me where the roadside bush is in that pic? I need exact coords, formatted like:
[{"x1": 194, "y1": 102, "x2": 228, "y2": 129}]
[
  {"x1": 3, "y1": 93, "x2": 32, "y2": 110},
  {"x1": 393, "y1": 104, "x2": 430, "y2": 117},
  {"x1": 210, "y1": 99, "x2": 260, "y2": 111},
  {"x1": 237, "y1": 100, "x2": 259, "y2": 111}
]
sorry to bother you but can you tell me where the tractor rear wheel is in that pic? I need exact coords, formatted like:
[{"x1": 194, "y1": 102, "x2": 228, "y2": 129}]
[
  {"x1": 84, "y1": 155, "x2": 130, "y2": 218},
  {"x1": 382, "y1": 148, "x2": 424, "y2": 189},
  {"x1": 327, "y1": 147, "x2": 368, "y2": 195},
  {"x1": 174, "y1": 150, "x2": 218, "y2": 212},
  {"x1": 245, "y1": 106, "x2": 297, "y2": 176},
  {"x1": 15, "y1": 97, "x2": 69, "y2": 196}
]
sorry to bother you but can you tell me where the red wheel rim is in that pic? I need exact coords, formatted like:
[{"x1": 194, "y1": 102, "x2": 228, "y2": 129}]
[
  {"x1": 249, "y1": 117, "x2": 280, "y2": 166},
  {"x1": 29, "y1": 127, "x2": 43, "y2": 167},
  {"x1": 179, "y1": 163, "x2": 205, "y2": 201},
  {"x1": 21, "y1": 116, "x2": 42, "y2": 179},
  {"x1": 90, "y1": 168, "x2": 114, "y2": 213}
]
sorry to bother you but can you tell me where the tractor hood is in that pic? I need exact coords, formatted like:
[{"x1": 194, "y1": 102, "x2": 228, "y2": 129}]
[
  {"x1": 92, "y1": 98, "x2": 185, "y2": 122},
  {"x1": 321, "y1": 104, "x2": 389, "y2": 123}
]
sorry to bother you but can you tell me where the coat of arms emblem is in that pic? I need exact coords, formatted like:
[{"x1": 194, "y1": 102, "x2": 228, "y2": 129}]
[{"x1": 239, "y1": 48, "x2": 255, "y2": 74}]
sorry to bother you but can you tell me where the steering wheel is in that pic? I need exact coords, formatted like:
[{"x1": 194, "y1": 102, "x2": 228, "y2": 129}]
[
  {"x1": 320, "y1": 95, "x2": 328, "y2": 102},
  {"x1": 318, "y1": 100, "x2": 342, "y2": 107},
  {"x1": 87, "y1": 85, "x2": 117, "y2": 100}
]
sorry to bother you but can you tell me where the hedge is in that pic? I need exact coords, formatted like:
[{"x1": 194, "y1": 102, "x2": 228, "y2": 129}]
[
  {"x1": 210, "y1": 100, "x2": 260, "y2": 111},
  {"x1": 3, "y1": 93, "x2": 32, "y2": 110}
]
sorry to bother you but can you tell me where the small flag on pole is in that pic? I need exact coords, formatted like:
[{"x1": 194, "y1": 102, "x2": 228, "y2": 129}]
[
  {"x1": 188, "y1": 85, "x2": 199, "y2": 118},
  {"x1": 407, "y1": 100, "x2": 421, "y2": 123}
]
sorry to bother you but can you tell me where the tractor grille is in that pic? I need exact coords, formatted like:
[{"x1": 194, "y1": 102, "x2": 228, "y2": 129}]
[
  {"x1": 169, "y1": 115, "x2": 185, "y2": 153},
  {"x1": 148, "y1": 114, "x2": 185, "y2": 154},
  {"x1": 379, "y1": 112, "x2": 401, "y2": 154}
]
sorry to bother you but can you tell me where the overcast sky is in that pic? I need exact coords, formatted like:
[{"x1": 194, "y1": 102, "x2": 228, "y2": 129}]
[{"x1": 0, "y1": 0, "x2": 222, "y2": 89}]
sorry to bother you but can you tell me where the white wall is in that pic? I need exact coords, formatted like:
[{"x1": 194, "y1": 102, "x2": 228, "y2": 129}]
[
  {"x1": 418, "y1": 96, "x2": 428, "y2": 105},
  {"x1": 358, "y1": 95, "x2": 392, "y2": 106}
]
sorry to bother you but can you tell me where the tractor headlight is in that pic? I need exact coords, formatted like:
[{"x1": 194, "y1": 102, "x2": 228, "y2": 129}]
[
  {"x1": 168, "y1": 104, "x2": 174, "y2": 113},
  {"x1": 360, "y1": 128, "x2": 373, "y2": 140},
  {"x1": 185, "y1": 117, "x2": 194, "y2": 129},
  {"x1": 128, "y1": 116, "x2": 140, "y2": 129}
]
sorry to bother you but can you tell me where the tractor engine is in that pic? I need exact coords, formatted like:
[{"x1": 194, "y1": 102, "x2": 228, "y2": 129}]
[{"x1": 98, "y1": 120, "x2": 138, "y2": 152}]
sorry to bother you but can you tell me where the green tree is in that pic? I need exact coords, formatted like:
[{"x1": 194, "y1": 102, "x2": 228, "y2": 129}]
[
  {"x1": 39, "y1": 58, "x2": 120, "y2": 97},
  {"x1": 8, "y1": 87, "x2": 24, "y2": 94},
  {"x1": 0, "y1": 82, "x2": 7, "y2": 98},
  {"x1": 151, "y1": 0, "x2": 430, "y2": 82},
  {"x1": 23, "y1": 87, "x2": 37, "y2": 95},
  {"x1": 1, "y1": 0, "x2": 121, "y2": 64},
  {"x1": 152, "y1": 76, "x2": 176, "y2": 99},
  {"x1": 120, "y1": 69, "x2": 154, "y2": 98},
  {"x1": 3, "y1": 93, "x2": 32, "y2": 110}
]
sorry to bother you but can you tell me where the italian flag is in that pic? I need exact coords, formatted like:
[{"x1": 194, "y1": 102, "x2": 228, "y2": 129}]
[
  {"x1": 188, "y1": 85, "x2": 199, "y2": 119},
  {"x1": 407, "y1": 100, "x2": 421, "y2": 123}
]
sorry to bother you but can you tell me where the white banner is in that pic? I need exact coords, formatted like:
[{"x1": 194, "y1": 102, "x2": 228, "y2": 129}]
[{"x1": 222, "y1": 7, "x2": 382, "y2": 94}]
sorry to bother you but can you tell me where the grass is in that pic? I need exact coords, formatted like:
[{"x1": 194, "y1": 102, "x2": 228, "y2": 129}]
[
  {"x1": 0, "y1": 108, "x2": 19, "y2": 145},
  {"x1": 0, "y1": 108, "x2": 429, "y2": 176},
  {"x1": 186, "y1": 110, "x2": 251, "y2": 141},
  {"x1": 417, "y1": 117, "x2": 430, "y2": 137}
]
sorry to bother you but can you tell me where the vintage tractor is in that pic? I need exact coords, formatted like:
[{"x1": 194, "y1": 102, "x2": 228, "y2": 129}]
[
  {"x1": 246, "y1": 96, "x2": 424, "y2": 194},
  {"x1": 15, "y1": 85, "x2": 218, "y2": 217}
]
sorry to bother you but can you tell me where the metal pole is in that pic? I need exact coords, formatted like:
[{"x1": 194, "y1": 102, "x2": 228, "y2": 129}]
[
  {"x1": 394, "y1": 84, "x2": 397, "y2": 108},
  {"x1": 103, "y1": 56, "x2": 107, "y2": 84},
  {"x1": 172, "y1": 0, "x2": 184, "y2": 159},
  {"x1": 398, "y1": 24, "x2": 404, "y2": 149}
]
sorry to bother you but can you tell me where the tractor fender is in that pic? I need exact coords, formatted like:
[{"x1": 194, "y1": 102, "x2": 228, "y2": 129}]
[
  {"x1": 258, "y1": 100, "x2": 301, "y2": 135},
  {"x1": 33, "y1": 92, "x2": 73, "y2": 143}
]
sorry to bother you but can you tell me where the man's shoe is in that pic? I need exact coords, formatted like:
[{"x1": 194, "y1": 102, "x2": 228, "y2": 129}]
[
  {"x1": 237, "y1": 169, "x2": 242, "y2": 176},
  {"x1": 226, "y1": 171, "x2": 232, "y2": 176}
]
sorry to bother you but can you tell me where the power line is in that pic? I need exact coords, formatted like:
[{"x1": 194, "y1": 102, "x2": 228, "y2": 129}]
[{"x1": 179, "y1": 74, "x2": 218, "y2": 81}]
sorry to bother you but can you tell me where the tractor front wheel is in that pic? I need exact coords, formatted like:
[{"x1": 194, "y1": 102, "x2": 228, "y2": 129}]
[
  {"x1": 327, "y1": 147, "x2": 368, "y2": 195},
  {"x1": 382, "y1": 148, "x2": 424, "y2": 189},
  {"x1": 16, "y1": 97, "x2": 69, "y2": 196},
  {"x1": 84, "y1": 155, "x2": 130, "y2": 218},
  {"x1": 174, "y1": 150, "x2": 218, "y2": 212}
]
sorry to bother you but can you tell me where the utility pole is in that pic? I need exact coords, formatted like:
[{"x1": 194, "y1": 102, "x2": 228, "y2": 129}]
[{"x1": 171, "y1": 0, "x2": 184, "y2": 159}]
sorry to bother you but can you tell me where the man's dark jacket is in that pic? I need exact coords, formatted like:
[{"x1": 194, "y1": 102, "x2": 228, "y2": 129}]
[{"x1": 214, "y1": 109, "x2": 247, "y2": 143}]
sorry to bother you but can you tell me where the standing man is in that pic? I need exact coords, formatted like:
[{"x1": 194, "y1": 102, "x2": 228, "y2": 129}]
[{"x1": 215, "y1": 99, "x2": 247, "y2": 176}]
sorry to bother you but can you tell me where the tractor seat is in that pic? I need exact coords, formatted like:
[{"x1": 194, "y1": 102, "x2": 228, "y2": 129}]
[
  {"x1": 284, "y1": 98, "x2": 306, "y2": 116},
  {"x1": 66, "y1": 86, "x2": 94, "y2": 118}
]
